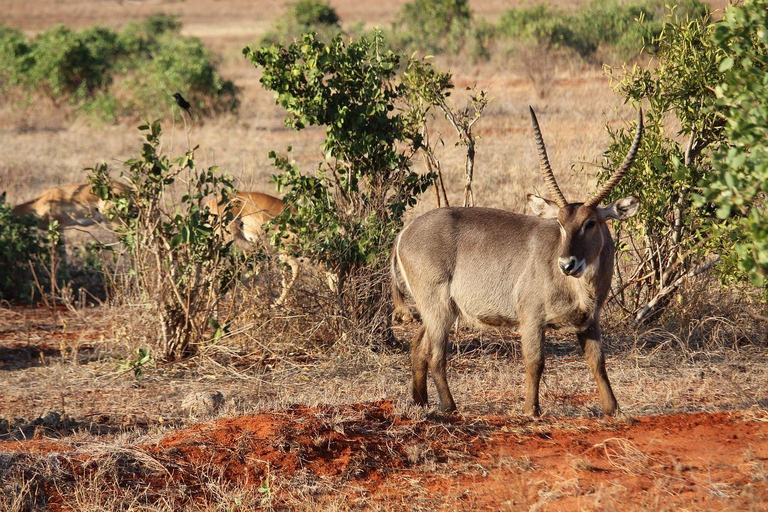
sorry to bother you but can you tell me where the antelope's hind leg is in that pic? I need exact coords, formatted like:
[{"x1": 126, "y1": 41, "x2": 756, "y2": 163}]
[
  {"x1": 410, "y1": 303, "x2": 458, "y2": 412},
  {"x1": 411, "y1": 325, "x2": 429, "y2": 406}
]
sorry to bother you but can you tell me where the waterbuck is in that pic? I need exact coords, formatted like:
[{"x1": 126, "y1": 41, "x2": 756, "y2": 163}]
[{"x1": 391, "y1": 107, "x2": 643, "y2": 416}]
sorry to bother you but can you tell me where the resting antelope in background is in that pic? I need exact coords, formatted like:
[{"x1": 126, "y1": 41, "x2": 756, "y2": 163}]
[
  {"x1": 391, "y1": 107, "x2": 643, "y2": 416},
  {"x1": 203, "y1": 191, "x2": 300, "y2": 305},
  {"x1": 11, "y1": 181, "x2": 128, "y2": 228}
]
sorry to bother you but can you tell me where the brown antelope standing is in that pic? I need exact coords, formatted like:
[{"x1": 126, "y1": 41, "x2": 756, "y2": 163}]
[
  {"x1": 203, "y1": 191, "x2": 300, "y2": 305},
  {"x1": 12, "y1": 181, "x2": 128, "y2": 228},
  {"x1": 391, "y1": 107, "x2": 643, "y2": 416}
]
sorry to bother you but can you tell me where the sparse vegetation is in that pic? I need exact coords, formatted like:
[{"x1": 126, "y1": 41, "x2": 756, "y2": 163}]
[{"x1": 89, "y1": 121, "x2": 244, "y2": 360}]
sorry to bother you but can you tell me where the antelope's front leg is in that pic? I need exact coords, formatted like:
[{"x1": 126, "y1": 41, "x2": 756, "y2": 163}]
[
  {"x1": 578, "y1": 322, "x2": 618, "y2": 416},
  {"x1": 521, "y1": 322, "x2": 545, "y2": 417}
]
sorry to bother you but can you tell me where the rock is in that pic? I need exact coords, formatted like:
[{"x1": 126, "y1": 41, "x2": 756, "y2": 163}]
[{"x1": 181, "y1": 391, "x2": 225, "y2": 418}]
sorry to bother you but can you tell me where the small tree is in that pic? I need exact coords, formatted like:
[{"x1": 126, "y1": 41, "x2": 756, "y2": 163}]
[
  {"x1": 604, "y1": 11, "x2": 727, "y2": 325},
  {"x1": 402, "y1": 60, "x2": 489, "y2": 207},
  {"x1": 605, "y1": 3, "x2": 768, "y2": 324},
  {"x1": 245, "y1": 32, "x2": 449, "y2": 339},
  {"x1": 89, "y1": 121, "x2": 241, "y2": 360}
]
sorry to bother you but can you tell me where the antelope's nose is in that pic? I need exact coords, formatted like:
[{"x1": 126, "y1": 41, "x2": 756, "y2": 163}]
[{"x1": 558, "y1": 257, "x2": 578, "y2": 275}]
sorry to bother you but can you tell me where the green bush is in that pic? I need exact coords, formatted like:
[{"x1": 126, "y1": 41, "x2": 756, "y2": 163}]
[
  {"x1": 117, "y1": 33, "x2": 239, "y2": 119},
  {"x1": 24, "y1": 25, "x2": 122, "y2": 97},
  {"x1": 116, "y1": 13, "x2": 182, "y2": 65},
  {"x1": 260, "y1": 0, "x2": 342, "y2": 46},
  {"x1": 498, "y1": 0, "x2": 708, "y2": 60},
  {"x1": 0, "y1": 14, "x2": 237, "y2": 121},
  {"x1": 0, "y1": 201, "x2": 53, "y2": 301},
  {"x1": 0, "y1": 25, "x2": 30, "y2": 87},
  {"x1": 391, "y1": 0, "x2": 474, "y2": 55},
  {"x1": 602, "y1": 8, "x2": 763, "y2": 322},
  {"x1": 701, "y1": 0, "x2": 768, "y2": 288}
]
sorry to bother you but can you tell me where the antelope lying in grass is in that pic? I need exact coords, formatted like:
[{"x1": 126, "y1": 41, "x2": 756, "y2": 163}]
[
  {"x1": 11, "y1": 181, "x2": 128, "y2": 228},
  {"x1": 202, "y1": 191, "x2": 300, "y2": 305},
  {"x1": 391, "y1": 107, "x2": 643, "y2": 416}
]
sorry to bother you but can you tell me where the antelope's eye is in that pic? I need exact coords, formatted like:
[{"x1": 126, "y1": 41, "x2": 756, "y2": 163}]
[{"x1": 584, "y1": 219, "x2": 597, "y2": 230}]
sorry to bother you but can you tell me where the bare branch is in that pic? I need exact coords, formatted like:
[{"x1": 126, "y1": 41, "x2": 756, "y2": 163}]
[{"x1": 631, "y1": 257, "x2": 721, "y2": 328}]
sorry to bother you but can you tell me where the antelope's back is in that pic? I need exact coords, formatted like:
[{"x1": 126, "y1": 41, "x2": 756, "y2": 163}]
[{"x1": 396, "y1": 207, "x2": 561, "y2": 318}]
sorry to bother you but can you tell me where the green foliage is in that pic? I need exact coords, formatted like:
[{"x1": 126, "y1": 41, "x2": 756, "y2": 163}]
[
  {"x1": 701, "y1": 0, "x2": 768, "y2": 288},
  {"x1": 245, "y1": 32, "x2": 449, "y2": 335},
  {"x1": 291, "y1": 0, "x2": 340, "y2": 26},
  {"x1": 0, "y1": 200, "x2": 52, "y2": 301},
  {"x1": 498, "y1": 0, "x2": 708, "y2": 60},
  {"x1": 0, "y1": 25, "x2": 30, "y2": 86},
  {"x1": 121, "y1": 33, "x2": 239, "y2": 119},
  {"x1": 247, "y1": 33, "x2": 437, "y2": 270},
  {"x1": 391, "y1": 0, "x2": 474, "y2": 55},
  {"x1": 260, "y1": 0, "x2": 342, "y2": 46},
  {"x1": 0, "y1": 15, "x2": 237, "y2": 121},
  {"x1": 89, "y1": 121, "x2": 242, "y2": 360},
  {"x1": 118, "y1": 347, "x2": 155, "y2": 378},
  {"x1": 25, "y1": 24, "x2": 122, "y2": 97}
]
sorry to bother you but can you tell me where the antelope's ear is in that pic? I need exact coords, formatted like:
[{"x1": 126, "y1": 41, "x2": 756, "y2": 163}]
[
  {"x1": 599, "y1": 196, "x2": 640, "y2": 221},
  {"x1": 527, "y1": 194, "x2": 560, "y2": 218}
]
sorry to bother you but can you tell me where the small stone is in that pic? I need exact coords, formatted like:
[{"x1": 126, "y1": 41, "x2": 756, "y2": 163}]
[
  {"x1": 41, "y1": 411, "x2": 62, "y2": 427},
  {"x1": 181, "y1": 391, "x2": 225, "y2": 418}
]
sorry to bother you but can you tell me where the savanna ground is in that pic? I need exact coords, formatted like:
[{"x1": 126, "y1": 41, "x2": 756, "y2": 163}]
[{"x1": 1, "y1": 0, "x2": 767, "y2": 510}]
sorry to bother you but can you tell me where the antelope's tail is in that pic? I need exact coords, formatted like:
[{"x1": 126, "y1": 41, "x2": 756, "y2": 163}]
[{"x1": 390, "y1": 233, "x2": 417, "y2": 324}]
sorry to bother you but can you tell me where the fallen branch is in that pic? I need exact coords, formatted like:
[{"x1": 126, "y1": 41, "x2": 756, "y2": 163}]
[{"x1": 632, "y1": 257, "x2": 721, "y2": 328}]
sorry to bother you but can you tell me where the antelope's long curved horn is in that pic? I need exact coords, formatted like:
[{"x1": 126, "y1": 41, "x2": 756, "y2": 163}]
[
  {"x1": 529, "y1": 106, "x2": 568, "y2": 208},
  {"x1": 584, "y1": 108, "x2": 644, "y2": 208}
]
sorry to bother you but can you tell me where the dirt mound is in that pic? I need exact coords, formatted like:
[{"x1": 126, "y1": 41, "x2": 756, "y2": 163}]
[{"x1": 2, "y1": 401, "x2": 766, "y2": 509}]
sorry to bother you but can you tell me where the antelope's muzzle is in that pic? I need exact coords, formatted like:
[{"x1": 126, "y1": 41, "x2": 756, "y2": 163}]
[{"x1": 558, "y1": 256, "x2": 585, "y2": 277}]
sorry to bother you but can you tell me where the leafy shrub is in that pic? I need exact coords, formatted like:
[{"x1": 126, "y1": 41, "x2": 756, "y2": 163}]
[
  {"x1": 0, "y1": 14, "x2": 237, "y2": 121},
  {"x1": 245, "y1": 32, "x2": 451, "y2": 340},
  {"x1": 702, "y1": 0, "x2": 768, "y2": 288},
  {"x1": 601, "y1": 8, "x2": 768, "y2": 324},
  {"x1": 498, "y1": 0, "x2": 708, "y2": 60},
  {"x1": 0, "y1": 200, "x2": 53, "y2": 301},
  {"x1": 0, "y1": 25, "x2": 30, "y2": 87},
  {"x1": 260, "y1": 0, "x2": 342, "y2": 46},
  {"x1": 118, "y1": 33, "x2": 238, "y2": 119},
  {"x1": 24, "y1": 25, "x2": 122, "y2": 97},
  {"x1": 391, "y1": 0, "x2": 475, "y2": 55},
  {"x1": 89, "y1": 122, "x2": 242, "y2": 360}
]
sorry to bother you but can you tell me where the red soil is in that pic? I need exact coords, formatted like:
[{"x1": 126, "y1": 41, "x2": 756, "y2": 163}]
[{"x1": 4, "y1": 401, "x2": 766, "y2": 509}]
